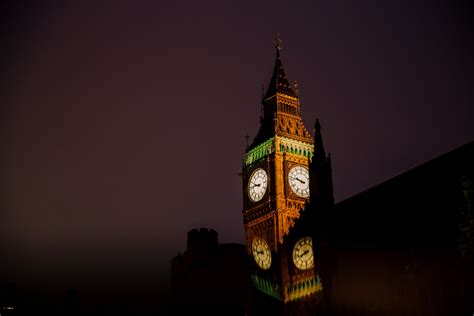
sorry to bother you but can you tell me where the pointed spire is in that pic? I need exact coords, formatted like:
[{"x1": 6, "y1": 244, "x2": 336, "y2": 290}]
[
  {"x1": 309, "y1": 118, "x2": 334, "y2": 207},
  {"x1": 275, "y1": 32, "x2": 282, "y2": 58},
  {"x1": 314, "y1": 118, "x2": 326, "y2": 159},
  {"x1": 263, "y1": 33, "x2": 297, "y2": 100}
]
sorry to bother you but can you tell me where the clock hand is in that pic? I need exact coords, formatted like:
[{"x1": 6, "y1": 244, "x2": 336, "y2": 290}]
[
  {"x1": 289, "y1": 176, "x2": 306, "y2": 184},
  {"x1": 250, "y1": 183, "x2": 261, "y2": 188},
  {"x1": 300, "y1": 249, "x2": 309, "y2": 257},
  {"x1": 296, "y1": 177, "x2": 306, "y2": 184}
]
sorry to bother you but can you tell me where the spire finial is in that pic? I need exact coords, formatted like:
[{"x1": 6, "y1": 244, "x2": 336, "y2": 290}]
[
  {"x1": 275, "y1": 33, "x2": 282, "y2": 51},
  {"x1": 293, "y1": 80, "x2": 299, "y2": 96},
  {"x1": 313, "y1": 118, "x2": 326, "y2": 158},
  {"x1": 315, "y1": 118, "x2": 321, "y2": 132}
]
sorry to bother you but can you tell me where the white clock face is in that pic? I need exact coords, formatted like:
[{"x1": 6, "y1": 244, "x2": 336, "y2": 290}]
[
  {"x1": 248, "y1": 168, "x2": 268, "y2": 202},
  {"x1": 288, "y1": 165, "x2": 310, "y2": 197},
  {"x1": 292, "y1": 237, "x2": 314, "y2": 270},
  {"x1": 252, "y1": 237, "x2": 271, "y2": 270}
]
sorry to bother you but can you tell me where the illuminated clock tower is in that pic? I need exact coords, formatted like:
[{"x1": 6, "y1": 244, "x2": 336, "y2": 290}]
[
  {"x1": 243, "y1": 35, "x2": 325, "y2": 306},
  {"x1": 243, "y1": 34, "x2": 313, "y2": 252}
]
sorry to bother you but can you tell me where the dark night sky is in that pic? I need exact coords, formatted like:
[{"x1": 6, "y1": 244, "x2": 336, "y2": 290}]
[{"x1": 1, "y1": 0, "x2": 473, "y2": 308}]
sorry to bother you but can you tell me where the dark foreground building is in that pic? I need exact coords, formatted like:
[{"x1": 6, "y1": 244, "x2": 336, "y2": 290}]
[
  {"x1": 170, "y1": 228, "x2": 251, "y2": 312},
  {"x1": 316, "y1": 141, "x2": 474, "y2": 316}
]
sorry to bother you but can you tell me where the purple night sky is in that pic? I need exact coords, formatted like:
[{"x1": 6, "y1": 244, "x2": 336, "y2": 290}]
[{"x1": 1, "y1": 0, "x2": 473, "y2": 306}]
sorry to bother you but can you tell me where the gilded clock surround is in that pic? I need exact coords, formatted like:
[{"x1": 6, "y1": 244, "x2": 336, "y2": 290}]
[
  {"x1": 252, "y1": 236, "x2": 272, "y2": 270},
  {"x1": 288, "y1": 165, "x2": 310, "y2": 198},
  {"x1": 292, "y1": 236, "x2": 314, "y2": 270},
  {"x1": 248, "y1": 168, "x2": 268, "y2": 202}
]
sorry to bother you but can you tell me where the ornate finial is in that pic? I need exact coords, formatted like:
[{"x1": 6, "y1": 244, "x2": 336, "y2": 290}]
[
  {"x1": 293, "y1": 80, "x2": 299, "y2": 96},
  {"x1": 275, "y1": 33, "x2": 282, "y2": 51},
  {"x1": 245, "y1": 133, "x2": 250, "y2": 149}
]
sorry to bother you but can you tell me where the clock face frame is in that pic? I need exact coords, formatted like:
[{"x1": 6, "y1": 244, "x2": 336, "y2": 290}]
[
  {"x1": 292, "y1": 237, "x2": 314, "y2": 270},
  {"x1": 252, "y1": 237, "x2": 272, "y2": 270},
  {"x1": 288, "y1": 165, "x2": 310, "y2": 198},
  {"x1": 248, "y1": 168, "x2": 268, "y2": 202}
]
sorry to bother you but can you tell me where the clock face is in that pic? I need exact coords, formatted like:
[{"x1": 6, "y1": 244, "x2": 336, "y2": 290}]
[
  {"x1": 292, "y1": 237, "x2": 314, "y2": 270},
  {"x1": 248, "y1": 168, "x2": 268, "y2": 202},
  {"x1": 252, "y1": 237, "x2": 272, "y2": 270},
  {"x1": 288, "y1": 165, "x2": 310, "y2": 198}
]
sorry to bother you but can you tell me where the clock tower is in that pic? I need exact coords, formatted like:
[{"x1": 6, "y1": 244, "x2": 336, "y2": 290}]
[
  {"x1": 243, "y1": 35, "x2": 327, "y2": 306},
  {"x1": 243, "y1": 34, "x2": 313, "y2": 253}
]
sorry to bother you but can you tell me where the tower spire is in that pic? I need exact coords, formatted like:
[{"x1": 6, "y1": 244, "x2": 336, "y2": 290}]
[
  {"x1": 314, "y1": 118, "x2": 326, "y2": 159},
  {"x1": 248, "y1": 35, "x2": 313, "y2": 150},
  {"x1": 263, "y1": 33, "x2": 297, "y2": 100},
  {"x1": 309, "y1": 118, "x2": 334, "y2": 207}
]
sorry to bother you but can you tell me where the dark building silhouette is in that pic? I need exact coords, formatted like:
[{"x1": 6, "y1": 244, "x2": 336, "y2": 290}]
[
  {"x1": 170, "y1": 36, "x2": 474, "y2": 315},
  {"x1": 314, "y1": 141, "x2": 474, "y2": 316},
  {"x1": 170, "y1": 228, "x2": 252, "y2": 313}
]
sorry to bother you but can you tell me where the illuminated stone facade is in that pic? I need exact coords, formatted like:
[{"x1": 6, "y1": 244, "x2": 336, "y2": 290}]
[
  {"x1": 242, "y1": 37, "x2": 314, "y2": 252},
  {"x1": 242, "y1": 35, "x2": 333, "y2": 308}
]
